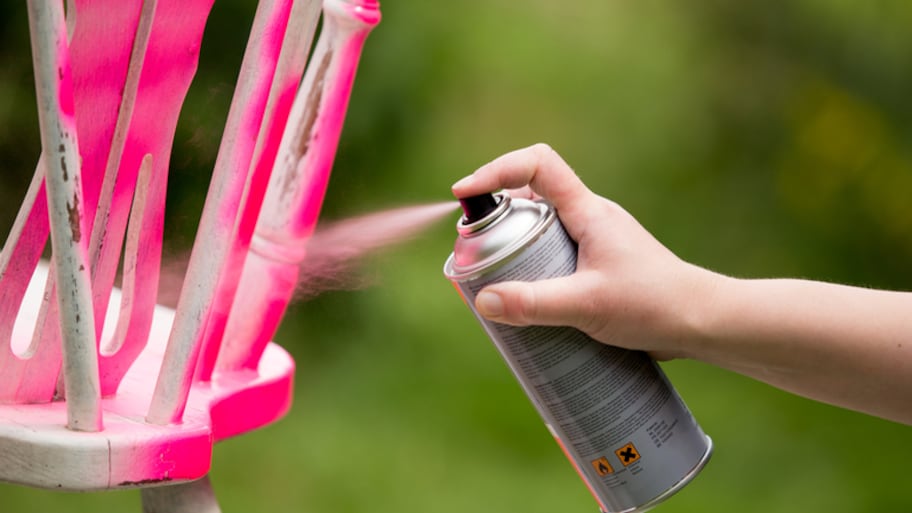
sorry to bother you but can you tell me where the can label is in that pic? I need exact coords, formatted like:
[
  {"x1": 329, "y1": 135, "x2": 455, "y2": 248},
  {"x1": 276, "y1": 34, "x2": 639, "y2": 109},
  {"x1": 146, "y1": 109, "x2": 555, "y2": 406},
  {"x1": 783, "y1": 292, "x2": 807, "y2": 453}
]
[{"x1": 451, "y1": 216, "x2": 710, "y2": 513}]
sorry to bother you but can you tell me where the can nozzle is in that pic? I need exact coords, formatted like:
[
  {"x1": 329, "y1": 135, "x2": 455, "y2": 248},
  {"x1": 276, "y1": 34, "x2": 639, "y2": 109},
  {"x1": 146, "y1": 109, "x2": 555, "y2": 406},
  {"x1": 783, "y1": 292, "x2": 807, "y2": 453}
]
[{"x1": 458, "y1": 193, "x2": 499, "y2": 224}]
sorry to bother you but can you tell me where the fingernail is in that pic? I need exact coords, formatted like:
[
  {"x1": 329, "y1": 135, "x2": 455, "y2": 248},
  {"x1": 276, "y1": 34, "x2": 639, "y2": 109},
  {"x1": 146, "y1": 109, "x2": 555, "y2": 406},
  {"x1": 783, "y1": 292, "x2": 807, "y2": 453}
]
[
  {"x1": 476, "y1": 290, "x2": 504, "y2": 318},
  {"x1": 451, "y1": 174, "x2": 474, "y2": 191}
]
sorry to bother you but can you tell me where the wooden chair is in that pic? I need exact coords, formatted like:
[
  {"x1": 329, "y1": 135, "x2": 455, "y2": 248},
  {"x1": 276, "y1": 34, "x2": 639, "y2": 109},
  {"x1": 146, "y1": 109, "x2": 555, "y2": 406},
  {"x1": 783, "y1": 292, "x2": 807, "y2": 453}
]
[{"x1": 0, "y1": 1, "x2": 380, "y2": 511}]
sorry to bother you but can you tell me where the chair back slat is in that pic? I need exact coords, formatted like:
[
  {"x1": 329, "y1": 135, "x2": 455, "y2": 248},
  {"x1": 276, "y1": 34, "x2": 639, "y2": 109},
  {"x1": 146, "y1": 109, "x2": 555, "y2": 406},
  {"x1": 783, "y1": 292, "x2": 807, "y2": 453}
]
[
  {"x1": 27, "y1": 0, "x2": 102, "y2": 432},
  {"x1": 195, "y1": 0, "x2": 323, "y2": 383},
  {"x1": 82, "y1": 0, "x2": 154, "y2": 348},
  {"x1": 1, "y1": 272, "x2": 63, "y2": 404},
  {"x1": 146, "y1": 0, "x2": 293, "y2": 425},
  {"x1": 1, "y1": 0, "x2": 148, "y2": 406},
  {"x1": 217, "y1": 0, "x2": 382, "y2": 372},
  {"x1": 68, "y1": 0, "x2": 146, "y2": 242},
  {"x1": 1, "y1": 0, "x2": 210, "y2": 407},
  {"x1": 96, "y1": 154, "x2": 163, "y2": 395},
  {"x1": 84, "y1": 0, "x2": 209, "y2": 395},
  {"x1": 0, "y1": 161, "x2": 49, "y2": 377}
]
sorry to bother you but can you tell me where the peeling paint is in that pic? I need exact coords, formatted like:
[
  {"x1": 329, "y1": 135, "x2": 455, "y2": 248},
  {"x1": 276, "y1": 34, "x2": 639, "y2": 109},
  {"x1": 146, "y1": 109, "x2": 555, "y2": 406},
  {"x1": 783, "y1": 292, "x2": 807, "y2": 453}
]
[
  {"x1": 66, "y1": 194, "x2": 82, "y2": 243},
  {"x1": 284, "y1": 50, "x2": 332, "y2": 195},
  {"x1": 117, "y1": 477, "x2": 173, "y2": 487}
]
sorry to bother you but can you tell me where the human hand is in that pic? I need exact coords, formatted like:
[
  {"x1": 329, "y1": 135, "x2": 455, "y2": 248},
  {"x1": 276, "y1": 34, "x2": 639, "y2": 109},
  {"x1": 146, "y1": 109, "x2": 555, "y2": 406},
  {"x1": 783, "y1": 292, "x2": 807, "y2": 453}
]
[{"x1": 451, "y1": 143, "x2": 721, "y2": 359}]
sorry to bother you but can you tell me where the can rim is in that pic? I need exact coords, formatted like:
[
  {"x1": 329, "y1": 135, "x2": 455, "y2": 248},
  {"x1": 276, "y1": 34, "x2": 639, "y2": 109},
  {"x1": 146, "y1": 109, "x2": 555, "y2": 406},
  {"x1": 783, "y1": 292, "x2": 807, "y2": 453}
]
[
  {"x1": 456, "y1": 191, "x2": 512, "y2": 235},
  {"x1": 443, "y1": 198, "x2": 556, "y2": 281},
  {"x1": 601, "y1": 435, "x2": 714, "y2": 513}
]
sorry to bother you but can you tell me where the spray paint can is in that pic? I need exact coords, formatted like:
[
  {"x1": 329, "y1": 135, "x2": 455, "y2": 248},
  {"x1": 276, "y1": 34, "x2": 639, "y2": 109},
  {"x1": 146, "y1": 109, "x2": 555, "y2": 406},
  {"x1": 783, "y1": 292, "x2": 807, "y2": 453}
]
[{"x1": 443, "y1": 192, "x2": 712, "y2": 513}]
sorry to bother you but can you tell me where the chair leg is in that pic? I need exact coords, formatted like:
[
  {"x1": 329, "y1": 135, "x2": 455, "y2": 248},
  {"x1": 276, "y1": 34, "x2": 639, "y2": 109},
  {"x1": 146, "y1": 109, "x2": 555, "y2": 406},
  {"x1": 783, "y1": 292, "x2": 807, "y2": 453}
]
[{"x1": 140, "y1": 475, "x2": 221, "y2": 513}]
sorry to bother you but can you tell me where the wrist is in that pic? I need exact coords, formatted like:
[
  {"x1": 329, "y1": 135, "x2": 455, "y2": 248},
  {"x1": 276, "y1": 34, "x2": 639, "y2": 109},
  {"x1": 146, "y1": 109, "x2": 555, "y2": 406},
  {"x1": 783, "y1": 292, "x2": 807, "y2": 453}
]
[{"x1": 673, "y1": 264, "x2": 733, "y2": 361}]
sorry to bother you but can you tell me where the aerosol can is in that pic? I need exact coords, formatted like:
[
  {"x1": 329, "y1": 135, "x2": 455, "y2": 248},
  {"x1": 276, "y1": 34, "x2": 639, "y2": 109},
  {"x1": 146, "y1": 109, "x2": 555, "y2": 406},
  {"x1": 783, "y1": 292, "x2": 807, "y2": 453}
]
[{"x1": 443, "y1": 192, "x2": 712, "y2": 513}]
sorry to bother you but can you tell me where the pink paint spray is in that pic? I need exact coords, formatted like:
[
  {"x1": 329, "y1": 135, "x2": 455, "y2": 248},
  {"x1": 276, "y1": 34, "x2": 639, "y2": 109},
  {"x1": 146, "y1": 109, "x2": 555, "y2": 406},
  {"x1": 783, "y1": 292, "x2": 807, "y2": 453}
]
[
  {"x1": 294, "y1": 201, "x2": 459, "y2": 299},
  {"x1": 157, "y1": 200, "x2": 458, "y2": 310}
]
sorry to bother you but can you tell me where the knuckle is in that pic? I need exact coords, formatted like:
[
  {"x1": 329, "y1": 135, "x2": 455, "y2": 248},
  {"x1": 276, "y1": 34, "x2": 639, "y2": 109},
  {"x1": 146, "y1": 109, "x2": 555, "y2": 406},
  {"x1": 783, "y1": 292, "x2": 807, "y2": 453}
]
[
  {"x1": 514, "y1": 283, "x2": 538, "y2": 324},
  {"x1": 531, "y1": 143, "x2": 558, "y2": 165},
  {"x1": 530, "y1": 142, "x2": 554, "y2": 155},
  {"x1": 577, "y1": 279, "x2": 609, "y2": 334}
]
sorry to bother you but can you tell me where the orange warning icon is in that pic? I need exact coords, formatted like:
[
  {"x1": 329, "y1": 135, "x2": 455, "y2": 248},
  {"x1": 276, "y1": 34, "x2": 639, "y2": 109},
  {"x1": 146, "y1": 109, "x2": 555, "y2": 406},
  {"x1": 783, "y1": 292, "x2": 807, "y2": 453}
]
[
  {"x1": 590, "y1": 456, "x2": 614, "y2": 476},
  {"x1": 615, "y1": 442, "x2": 641, "y2": 466}
]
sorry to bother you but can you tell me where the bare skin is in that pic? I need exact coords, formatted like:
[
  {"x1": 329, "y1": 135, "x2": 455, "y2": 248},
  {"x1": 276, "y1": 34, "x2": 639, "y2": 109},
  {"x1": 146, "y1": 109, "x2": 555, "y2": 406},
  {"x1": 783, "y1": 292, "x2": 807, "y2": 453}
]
[{"x1": 452, "y1": 143, "x2": 912, "y2": 426}]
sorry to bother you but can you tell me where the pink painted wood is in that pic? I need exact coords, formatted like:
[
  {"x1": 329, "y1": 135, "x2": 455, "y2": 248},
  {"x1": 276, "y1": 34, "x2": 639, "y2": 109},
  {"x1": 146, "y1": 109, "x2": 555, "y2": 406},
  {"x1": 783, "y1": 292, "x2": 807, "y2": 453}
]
[
  {"x1": 0, "y1": 0, "x2": 205, "y2": 404},
  {"x1": 1, "y1": 0, "x2": 383, "y2": 502},
  {"x1": 0, "y1": 263, "x2": 294, "y2": 490},
  {"x1": 71, "y1": 0, "x2": 150, "y2": 398},
  {"x1": 217, "y1": 0, "x2": 381, "y2": 373},
  {"x1": 86, "y1": 0, "x2": 213, "y2": 397},
  {"x1": 147, "y1": 0, "x2": 295, "y2": 425},
  {"x1": 0, "y1": 161, "x2": 54, "y2": 402},
  {"x1": 196, "y1": 0, "x2": 323, "y2": 383}
]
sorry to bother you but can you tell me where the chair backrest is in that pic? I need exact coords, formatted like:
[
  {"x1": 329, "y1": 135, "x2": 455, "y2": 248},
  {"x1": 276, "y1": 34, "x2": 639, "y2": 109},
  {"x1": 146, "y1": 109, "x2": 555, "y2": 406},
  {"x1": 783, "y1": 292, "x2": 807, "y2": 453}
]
[{"x1": 0, "y1": 0, "x2": 380, "y2": 508}]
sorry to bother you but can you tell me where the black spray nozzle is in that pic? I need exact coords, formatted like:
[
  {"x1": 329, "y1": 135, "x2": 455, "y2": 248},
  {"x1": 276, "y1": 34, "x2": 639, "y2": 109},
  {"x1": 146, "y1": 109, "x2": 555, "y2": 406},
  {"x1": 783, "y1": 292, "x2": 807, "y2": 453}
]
[{"x1": 459, "y1": 193, "x2": 500, "y2": 224}]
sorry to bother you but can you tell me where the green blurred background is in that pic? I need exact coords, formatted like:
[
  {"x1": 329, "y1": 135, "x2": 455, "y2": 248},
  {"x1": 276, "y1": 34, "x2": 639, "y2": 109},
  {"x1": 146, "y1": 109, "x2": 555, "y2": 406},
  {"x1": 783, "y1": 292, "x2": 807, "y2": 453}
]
[{"x1": 2, "y1": 0, "x2": 912, "y2": 512}]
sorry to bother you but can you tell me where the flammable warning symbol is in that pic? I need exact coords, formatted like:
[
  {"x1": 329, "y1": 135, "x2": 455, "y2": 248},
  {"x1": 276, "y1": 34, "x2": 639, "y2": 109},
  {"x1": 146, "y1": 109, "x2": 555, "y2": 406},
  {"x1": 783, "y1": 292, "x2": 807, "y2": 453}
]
[
  {"x1": 591, "y1": 456, "x2": 614, "y2": 476},
  {"x1": 615, "y1": 442, "x2": 641, "y2": 466}
]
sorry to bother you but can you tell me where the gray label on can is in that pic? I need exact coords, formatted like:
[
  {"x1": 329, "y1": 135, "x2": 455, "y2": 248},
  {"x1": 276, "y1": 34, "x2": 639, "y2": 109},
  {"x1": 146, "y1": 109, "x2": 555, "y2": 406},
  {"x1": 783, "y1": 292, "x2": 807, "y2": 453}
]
[{"x1": 453, "y1": 218, "x2": 710, "y2": 512}]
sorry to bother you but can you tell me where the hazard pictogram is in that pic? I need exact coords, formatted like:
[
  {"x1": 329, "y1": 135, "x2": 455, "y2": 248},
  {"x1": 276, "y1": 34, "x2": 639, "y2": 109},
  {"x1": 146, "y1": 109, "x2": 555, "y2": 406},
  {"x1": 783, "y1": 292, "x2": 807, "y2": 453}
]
[
  {"x1": 615, "y1": 442, "x2": 640, "y2": 466},
  {"x1": 590, "y1": 456, "x2": 614, "y2": 476}
]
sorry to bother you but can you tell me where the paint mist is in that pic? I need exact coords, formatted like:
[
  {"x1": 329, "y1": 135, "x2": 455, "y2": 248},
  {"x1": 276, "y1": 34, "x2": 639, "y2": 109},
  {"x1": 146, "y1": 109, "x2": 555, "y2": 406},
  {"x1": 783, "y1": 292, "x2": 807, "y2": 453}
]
[
  {"x1": 294, "y1": 200, "x2": 459, "y2": 298},
  {"x1": 157, "y1": 200, "x2": 459, "y2": 307}
]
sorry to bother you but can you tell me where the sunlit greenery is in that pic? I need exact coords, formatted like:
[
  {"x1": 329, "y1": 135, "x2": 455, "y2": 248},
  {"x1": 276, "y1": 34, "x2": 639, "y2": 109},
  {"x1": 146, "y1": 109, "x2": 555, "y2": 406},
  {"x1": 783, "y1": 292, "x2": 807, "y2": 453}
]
[{"x1": 2, "y1": 1, "x2": 911, "y2": 512}]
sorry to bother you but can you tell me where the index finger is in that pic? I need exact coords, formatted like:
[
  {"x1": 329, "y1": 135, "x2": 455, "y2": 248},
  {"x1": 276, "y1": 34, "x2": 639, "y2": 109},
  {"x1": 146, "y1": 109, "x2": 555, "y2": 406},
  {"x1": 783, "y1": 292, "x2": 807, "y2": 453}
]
[{"x1": 451, "y1": 143, "x2": 592, "y2": 217}]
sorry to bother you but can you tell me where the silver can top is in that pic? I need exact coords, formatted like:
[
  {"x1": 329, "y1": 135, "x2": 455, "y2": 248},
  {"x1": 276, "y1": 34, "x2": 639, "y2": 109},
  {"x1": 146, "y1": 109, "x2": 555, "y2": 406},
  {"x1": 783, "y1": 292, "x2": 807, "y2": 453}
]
[{"x1": 444, "y1": 192, "x2": 555, "y2": 281}]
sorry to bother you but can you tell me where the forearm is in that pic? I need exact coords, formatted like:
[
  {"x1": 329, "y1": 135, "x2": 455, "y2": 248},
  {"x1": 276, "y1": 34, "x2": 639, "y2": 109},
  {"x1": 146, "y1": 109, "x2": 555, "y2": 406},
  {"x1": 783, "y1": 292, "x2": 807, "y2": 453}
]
[{"x1": 690, "y1": 275, "x2": 912, "y2": 424}]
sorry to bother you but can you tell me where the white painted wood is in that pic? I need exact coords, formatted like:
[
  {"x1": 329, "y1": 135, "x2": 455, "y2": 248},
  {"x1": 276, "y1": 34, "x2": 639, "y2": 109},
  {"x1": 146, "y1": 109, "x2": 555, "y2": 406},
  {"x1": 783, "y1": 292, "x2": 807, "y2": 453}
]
[
  {"x1": 26, "y1": 0, "x2": 102, "y2": 432},
  {"x1": 64, "y1": 0, "x2": 75, "y2": 39},
  {"x1": 245, "y1": 0, "x2": 322, "y2": 195}
]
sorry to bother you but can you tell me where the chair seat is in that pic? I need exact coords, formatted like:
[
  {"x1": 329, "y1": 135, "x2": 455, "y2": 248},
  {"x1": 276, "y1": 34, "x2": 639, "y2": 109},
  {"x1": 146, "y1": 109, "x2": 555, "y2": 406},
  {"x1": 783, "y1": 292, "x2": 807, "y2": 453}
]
[{"x1": 0, "y1": 264, "x2": 294, "y2": 491}]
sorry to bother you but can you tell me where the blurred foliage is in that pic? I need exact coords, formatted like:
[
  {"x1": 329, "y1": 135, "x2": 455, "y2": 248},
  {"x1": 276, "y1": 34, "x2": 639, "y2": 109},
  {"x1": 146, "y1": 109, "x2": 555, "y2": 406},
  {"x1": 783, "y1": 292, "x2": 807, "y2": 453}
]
[{"x1": 1, "y1": 1, "x2": 911, "y2": 512}]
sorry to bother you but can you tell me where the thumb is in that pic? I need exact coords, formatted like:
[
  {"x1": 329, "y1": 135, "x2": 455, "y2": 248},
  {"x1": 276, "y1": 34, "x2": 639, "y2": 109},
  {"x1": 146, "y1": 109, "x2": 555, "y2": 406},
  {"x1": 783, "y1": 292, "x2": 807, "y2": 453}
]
[{"x1": 474, "y1": 275, "x2": 591, "y2": 328}]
